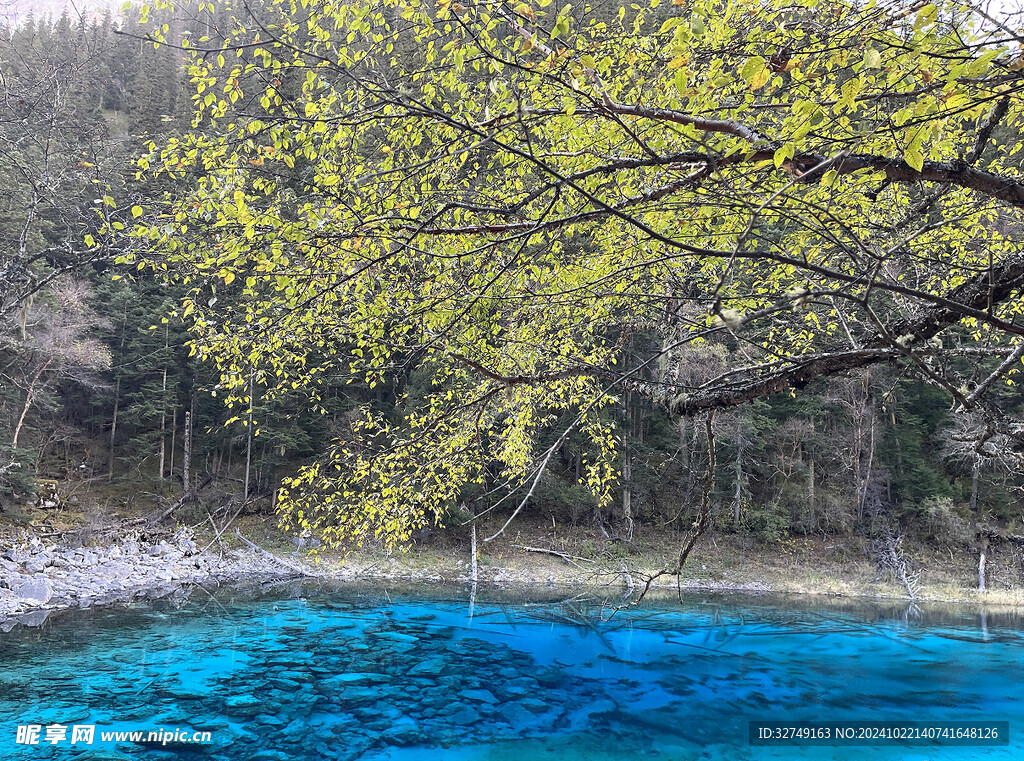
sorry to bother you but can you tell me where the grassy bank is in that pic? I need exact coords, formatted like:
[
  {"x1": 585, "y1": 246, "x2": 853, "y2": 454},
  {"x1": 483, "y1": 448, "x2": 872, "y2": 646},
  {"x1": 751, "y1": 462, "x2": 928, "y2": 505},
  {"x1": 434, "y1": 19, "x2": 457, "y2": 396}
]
[{"x1": 221, "y1": 513, "x2": 1024, "y2": 609}]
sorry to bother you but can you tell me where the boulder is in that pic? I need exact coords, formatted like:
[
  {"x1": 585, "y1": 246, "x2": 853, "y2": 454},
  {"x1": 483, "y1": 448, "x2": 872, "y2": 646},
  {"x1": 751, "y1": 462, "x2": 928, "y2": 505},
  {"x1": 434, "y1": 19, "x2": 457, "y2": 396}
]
[
  {"x1": 13, "y1": 576, "x2": 53, "y2": 604},
  {"x1": 0, "y1": 557, "x2": 20, "y2": 573},
  {"x1": 24, "y1": 556, "x2": 50, "y2": 574}
]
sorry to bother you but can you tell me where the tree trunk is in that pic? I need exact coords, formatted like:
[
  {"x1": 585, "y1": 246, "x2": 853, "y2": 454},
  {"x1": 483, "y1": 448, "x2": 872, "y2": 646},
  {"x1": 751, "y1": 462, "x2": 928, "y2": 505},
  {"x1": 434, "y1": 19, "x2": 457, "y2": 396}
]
[
  {"x1": 971, "y1": 458, "x2": 985, "y2": 591},
  {"x1": 978, "y1": 539, "x2": 988, "y2": 591},
  {"x1": 12, "y1": 360, "x2": 51, "y2": 451},
  {"x1": 108, "y1": 376, "x2": 120, "y2": 479},
  {"x1": 808, "y1": 455, "x2": 816, "y2": 528},
  {"x1": 733, "y1": 428, "x2": 744, "y2": 530},
  {"x1": 470, "y1": 523, "x2": 478, "y2": 582},
  {"x1": 970, "y1": 457, "x2": 980, "y2": 514},
  {"x1": 622, "y1": 447, "x2": 633, "y2": 538},
  {"x1": 678, "y1": 416, "x2": 689, "y2": 469},
  {"x1": 244, "y1": 369, "x2": 254, "y2": 502},
  {"x1": 621, "y1": 391, "x2": 634, "y2": 538},
  {"x1": 170, "y1": 406, "x2": 177, "y2": 478},
  {"x1": 183, "y1": 409, "x2": 192, "y2": 491},
  {"x1": 158, "y1": 328, "x2": 168, "y2": 480}
]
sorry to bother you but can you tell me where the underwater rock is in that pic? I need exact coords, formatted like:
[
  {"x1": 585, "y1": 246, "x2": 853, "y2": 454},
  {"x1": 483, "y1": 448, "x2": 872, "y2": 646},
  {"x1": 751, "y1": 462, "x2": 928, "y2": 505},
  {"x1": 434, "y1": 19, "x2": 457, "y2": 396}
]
[
  {"x1": 459, "y1": 688, "x2": 499, "y2": 704},
  {"x1": 407, "y1": 658, "x2": 446, "y2": 677},
  {"x1": 375, "y1": 630, "x2": 418, "y2": 643},
  {"x1": 497, "y1": 701, "x2": 535, "y2": 728},
  {"x1": 249, "y1": 751, "x2": 292, "y2": 761},
  {"x1": 15, "y1": 608, "x2": 51, "y2": 627},
  {"x1": 380, "y1": 718, "x2": 423, "y2": 746},
  {"x1": 223, "y1": 695, "x2": 264, "y2": 717},
  {"x1": 518, "y1": 697, "x2": 551, "y2": 714},
  {"x1": 534, "y1": 669, "x2": 563, "y2": 688},
  {"x1": 448, "y1": 705, "x2": 481, "y2": 725},
  {"x1": 268, "y1": 677, "x2": 303, "y2": 691}
]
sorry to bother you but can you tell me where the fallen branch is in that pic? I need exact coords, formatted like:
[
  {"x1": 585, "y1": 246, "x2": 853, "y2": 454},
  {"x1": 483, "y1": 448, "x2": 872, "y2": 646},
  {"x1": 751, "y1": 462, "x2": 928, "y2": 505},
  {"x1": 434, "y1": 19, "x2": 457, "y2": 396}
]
[
  {"x1": 233, "y1": 528, "x2": 321, "y2": 578},
  {"x1": 511, "y1": 544, "x2": 594, "y2": 568},
  {"x1": 151, "y1": 475, "x2": 214, "y2": 524},
  {"x1": 200, "y1": 499, "x2": 247, "y2": 556}
]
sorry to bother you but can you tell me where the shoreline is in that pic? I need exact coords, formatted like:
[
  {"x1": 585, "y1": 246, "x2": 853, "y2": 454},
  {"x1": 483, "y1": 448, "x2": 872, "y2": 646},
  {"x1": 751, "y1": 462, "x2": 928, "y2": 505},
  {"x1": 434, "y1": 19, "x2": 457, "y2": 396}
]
[{"x1": 3, "y1": 523, "x2": 1024, "y2": 628}]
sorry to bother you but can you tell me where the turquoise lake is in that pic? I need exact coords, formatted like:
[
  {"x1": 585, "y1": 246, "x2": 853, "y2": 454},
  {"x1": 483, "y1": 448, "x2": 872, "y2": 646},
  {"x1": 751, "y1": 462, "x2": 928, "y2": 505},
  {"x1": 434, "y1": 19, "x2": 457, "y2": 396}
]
[{"x1": 0, "y1": 583, "x2": 1021, "y2": 760}]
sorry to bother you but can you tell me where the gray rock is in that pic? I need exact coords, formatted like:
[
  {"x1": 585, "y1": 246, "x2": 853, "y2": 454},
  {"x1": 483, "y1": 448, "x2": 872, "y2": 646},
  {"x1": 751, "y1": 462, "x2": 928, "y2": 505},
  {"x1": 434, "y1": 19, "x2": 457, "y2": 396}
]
[
  {"x1": 13, "y1": 576, "x2": 52, "y2": 604},
  {"x1": 103, "y1": 561, "x2": 133, "y2": 577},
  {"x1": 0, "y1": 557, "x2": 19, "y2": 572}
]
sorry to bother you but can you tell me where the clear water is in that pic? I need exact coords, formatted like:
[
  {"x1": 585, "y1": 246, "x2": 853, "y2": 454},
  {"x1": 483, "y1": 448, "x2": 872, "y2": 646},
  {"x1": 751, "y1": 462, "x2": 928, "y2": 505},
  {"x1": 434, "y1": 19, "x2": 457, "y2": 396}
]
[{"x1": 0, "y1": 583, "x2": 1021, "y2": 760}]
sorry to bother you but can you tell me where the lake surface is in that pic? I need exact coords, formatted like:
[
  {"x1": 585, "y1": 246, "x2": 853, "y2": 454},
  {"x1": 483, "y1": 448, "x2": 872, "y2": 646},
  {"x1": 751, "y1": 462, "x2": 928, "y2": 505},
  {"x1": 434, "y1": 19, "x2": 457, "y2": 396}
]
[{"x1": 0, "y1": 582, "x2": 1021, "y2": 760}]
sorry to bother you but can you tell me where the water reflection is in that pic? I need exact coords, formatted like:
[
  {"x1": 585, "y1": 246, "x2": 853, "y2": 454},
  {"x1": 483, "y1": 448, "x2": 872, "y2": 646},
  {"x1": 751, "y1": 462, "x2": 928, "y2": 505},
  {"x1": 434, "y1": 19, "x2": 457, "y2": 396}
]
[{"x1": 0, "y1": 582, "x2": 1021, "y2": 760}]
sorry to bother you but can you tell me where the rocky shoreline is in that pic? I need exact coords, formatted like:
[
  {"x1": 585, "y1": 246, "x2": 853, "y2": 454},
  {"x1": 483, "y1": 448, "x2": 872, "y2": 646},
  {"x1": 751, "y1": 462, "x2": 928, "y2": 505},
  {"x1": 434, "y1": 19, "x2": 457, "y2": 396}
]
[
  {"x1": 0, "y1": 528, "x2": 301, "y2": 629},
  {"x1": 4, "y1": 523, "x2": 1022, "y2": 629}
]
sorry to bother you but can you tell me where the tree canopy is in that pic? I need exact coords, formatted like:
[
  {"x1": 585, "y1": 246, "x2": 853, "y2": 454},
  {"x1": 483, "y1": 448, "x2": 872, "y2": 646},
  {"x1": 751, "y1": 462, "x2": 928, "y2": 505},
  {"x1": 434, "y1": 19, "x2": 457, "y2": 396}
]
[{"x1": 124, "y1": 0, "x2": 1024, "y2": 551}]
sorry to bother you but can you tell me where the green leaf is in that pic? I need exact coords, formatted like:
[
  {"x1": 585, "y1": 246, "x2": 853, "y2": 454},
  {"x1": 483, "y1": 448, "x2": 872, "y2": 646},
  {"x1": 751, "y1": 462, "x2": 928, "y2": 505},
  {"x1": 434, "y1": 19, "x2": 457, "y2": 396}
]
[
  {"x1": 773, "y1": 143, "x2": 795, "y2": 169},
  {"x1": 905, "y1": 129, "x2": 926, "y2": 171}
]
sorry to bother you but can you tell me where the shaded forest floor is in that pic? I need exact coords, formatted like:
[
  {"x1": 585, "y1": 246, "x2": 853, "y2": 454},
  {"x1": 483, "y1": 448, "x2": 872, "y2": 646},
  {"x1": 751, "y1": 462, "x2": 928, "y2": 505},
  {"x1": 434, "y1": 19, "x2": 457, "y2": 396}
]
[
  {"x1": 306, "y1": 524, "x2": 1024, "y2": 608},
  {"x1": 3, "y1": 479, "x2": 1023, "y2": 609}
]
